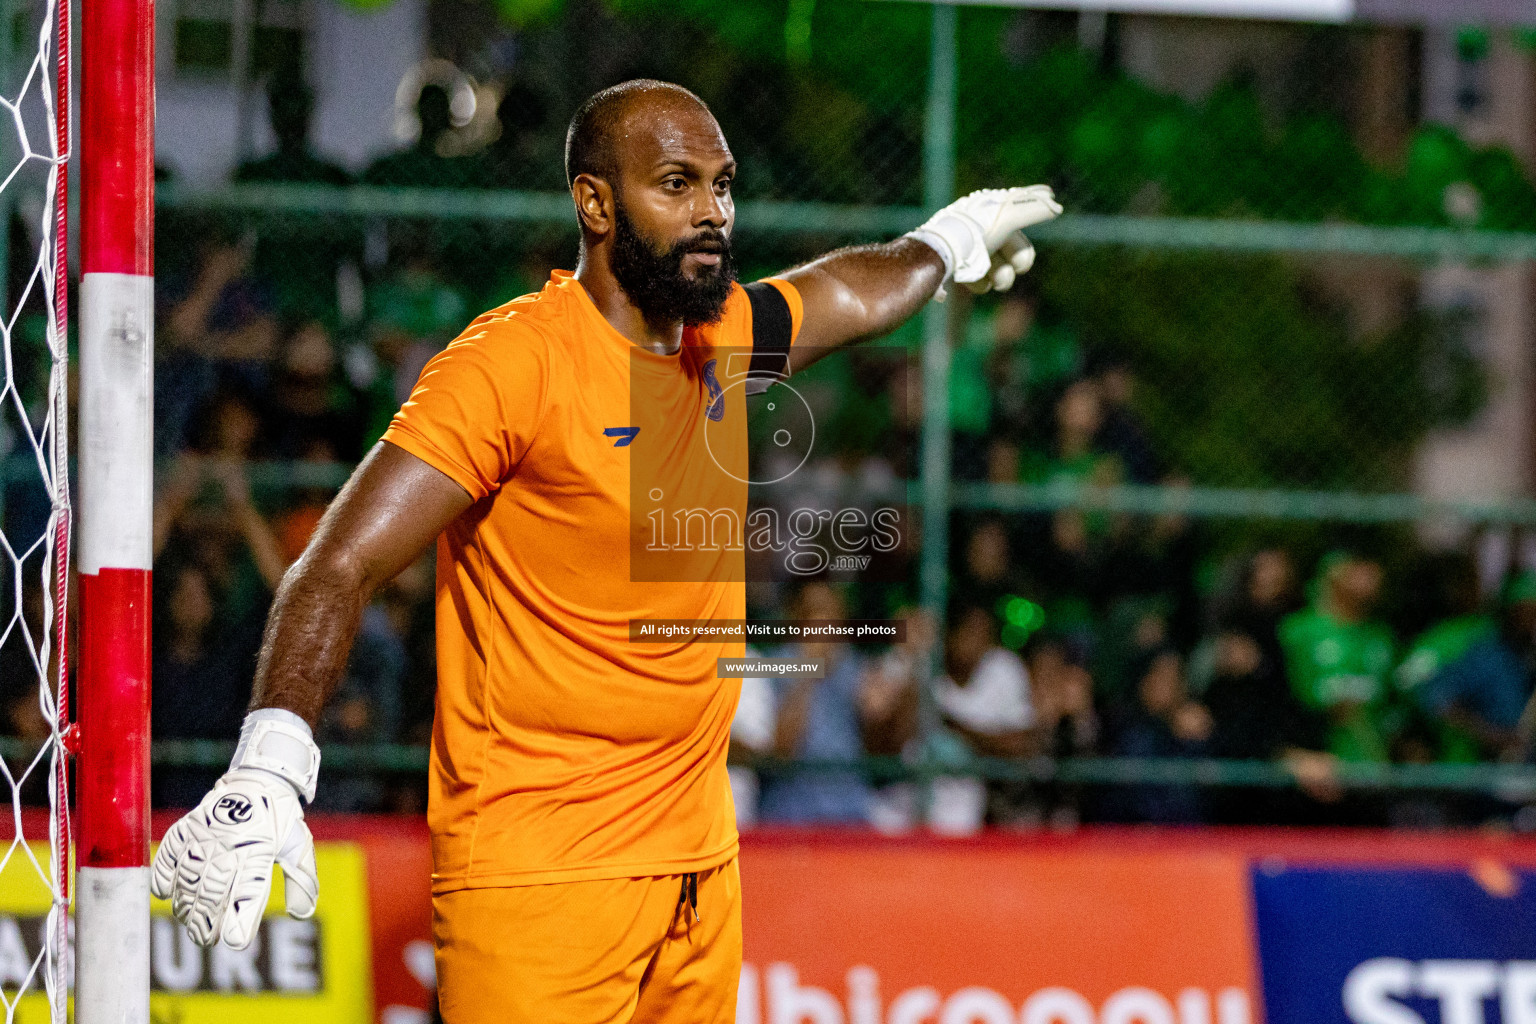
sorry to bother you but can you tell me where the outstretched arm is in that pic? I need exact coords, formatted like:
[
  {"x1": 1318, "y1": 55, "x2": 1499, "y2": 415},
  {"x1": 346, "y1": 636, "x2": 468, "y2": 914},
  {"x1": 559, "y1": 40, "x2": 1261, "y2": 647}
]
[
  {"x1": 251, "y1": 439, "x2": 473, "y2": 725},
  {"x1": 778, "y1": 186, "x2": 1061, "y2": 367},
  {"x1": 778, "y1": 238, "x2": 946, "y2": 362}
]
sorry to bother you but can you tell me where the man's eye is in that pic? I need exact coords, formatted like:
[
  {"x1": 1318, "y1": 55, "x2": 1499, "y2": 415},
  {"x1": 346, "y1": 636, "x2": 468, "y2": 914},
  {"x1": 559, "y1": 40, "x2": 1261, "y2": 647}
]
[
  {"x1": 715, "y1": 178, "x2": 733, "y2": 194},
  {"x1": 663, "y1": 178, "x2": 687, "y2": 191}
]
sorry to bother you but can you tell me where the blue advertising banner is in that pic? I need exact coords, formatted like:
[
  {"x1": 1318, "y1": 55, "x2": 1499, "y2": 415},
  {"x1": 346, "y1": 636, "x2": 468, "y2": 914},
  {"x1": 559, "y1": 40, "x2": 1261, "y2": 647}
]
[{"x1": 1253, "y1": 863, "x2": 1536, "y2": 1024}]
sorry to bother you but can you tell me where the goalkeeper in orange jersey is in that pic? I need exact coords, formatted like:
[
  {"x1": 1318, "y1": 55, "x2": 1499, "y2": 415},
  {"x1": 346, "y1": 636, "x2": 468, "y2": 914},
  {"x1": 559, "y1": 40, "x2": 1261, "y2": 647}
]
[{"x1": 150, "y1": 78, "x2": 1058, "y2": 1023}]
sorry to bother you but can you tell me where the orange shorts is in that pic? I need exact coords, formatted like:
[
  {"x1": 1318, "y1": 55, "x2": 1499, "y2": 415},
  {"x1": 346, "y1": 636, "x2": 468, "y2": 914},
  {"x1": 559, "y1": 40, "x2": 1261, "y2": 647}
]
[{"x1": 433, "y1": 858, "x2": 742, "y2": 1024}]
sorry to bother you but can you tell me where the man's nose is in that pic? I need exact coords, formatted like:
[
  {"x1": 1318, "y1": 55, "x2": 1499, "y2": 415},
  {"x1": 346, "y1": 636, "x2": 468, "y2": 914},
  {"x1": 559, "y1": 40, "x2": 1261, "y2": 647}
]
[{"x1": 694, "y1": 189, "x2": 729, "y2": 229}]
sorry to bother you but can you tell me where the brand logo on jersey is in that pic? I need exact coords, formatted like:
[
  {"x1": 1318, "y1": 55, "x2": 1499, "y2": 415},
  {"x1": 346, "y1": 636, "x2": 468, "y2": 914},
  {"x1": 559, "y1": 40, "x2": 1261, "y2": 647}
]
[
  {"x1": 212, "y1": 793, "x2": 255, "y2": 826},
  {"x1": 604, "y1": 426, "x2": 641, "y2": 447},
  {"x1": 702, "y1": 359, "x2": 725, "y2": 422}
]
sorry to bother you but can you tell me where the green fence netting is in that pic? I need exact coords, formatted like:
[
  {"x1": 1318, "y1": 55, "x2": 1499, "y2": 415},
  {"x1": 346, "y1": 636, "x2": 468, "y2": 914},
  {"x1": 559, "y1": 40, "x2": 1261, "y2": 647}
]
[{"x1": 7, "y1": 0, "x2": 1536, "y2": 822}]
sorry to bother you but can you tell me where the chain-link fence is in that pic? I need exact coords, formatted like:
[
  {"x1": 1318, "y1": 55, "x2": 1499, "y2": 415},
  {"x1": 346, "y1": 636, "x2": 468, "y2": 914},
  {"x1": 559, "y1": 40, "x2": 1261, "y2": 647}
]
[{"x1": 9, "y1": 0, "x2": 1536, "y2": 830}]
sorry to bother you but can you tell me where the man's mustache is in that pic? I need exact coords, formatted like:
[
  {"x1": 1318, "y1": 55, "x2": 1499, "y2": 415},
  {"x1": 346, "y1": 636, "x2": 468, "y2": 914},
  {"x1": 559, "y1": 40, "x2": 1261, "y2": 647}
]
[{"x1": 676, "y1": 231, "x2": 729, "y2": 255}]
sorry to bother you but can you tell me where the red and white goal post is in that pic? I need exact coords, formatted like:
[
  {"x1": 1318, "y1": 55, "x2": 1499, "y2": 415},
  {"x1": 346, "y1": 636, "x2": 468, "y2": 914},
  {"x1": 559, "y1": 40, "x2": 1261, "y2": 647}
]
[
  {"x1": 75, "y1": 0, "x2": 155, "y2": 1014},
  {"x1": 0, "y1": 0, "x2": 151, "y2": 1012}
]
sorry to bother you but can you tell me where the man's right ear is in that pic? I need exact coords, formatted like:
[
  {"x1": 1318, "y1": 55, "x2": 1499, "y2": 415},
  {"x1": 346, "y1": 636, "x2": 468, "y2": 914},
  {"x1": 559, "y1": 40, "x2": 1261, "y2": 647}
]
[{"x1": 572, "y1": 174, "x2": 614, "y2": 237}]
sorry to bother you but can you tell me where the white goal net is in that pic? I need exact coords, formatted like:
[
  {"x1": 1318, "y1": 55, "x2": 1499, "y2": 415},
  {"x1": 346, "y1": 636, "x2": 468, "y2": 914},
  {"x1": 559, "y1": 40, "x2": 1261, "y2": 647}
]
[{"x1": 0, "y1": 0, "x2": 72, "y2": 1016}]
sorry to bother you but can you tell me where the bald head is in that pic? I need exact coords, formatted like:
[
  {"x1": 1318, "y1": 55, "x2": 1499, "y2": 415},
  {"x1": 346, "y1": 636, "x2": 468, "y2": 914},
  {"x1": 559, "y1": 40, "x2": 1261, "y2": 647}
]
[
  {"x1": 566, "y1": 79, "x2": 738, "y2": 329},
  {"x1": 565, "y1": 79, "x2": 718, "y2": 187}
]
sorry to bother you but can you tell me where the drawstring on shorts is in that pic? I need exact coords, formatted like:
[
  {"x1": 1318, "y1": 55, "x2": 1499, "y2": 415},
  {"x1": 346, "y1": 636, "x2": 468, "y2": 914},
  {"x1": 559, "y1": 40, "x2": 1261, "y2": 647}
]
[{"x1": 678, "y1": 871, "x2": 700, "y2": 925}]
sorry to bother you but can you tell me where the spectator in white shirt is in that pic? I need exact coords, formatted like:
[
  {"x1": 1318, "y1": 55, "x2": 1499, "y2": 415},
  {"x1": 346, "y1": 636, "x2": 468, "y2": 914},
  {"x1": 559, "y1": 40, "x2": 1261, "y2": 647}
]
[
  {"x1": 728, "y1": 649, "x2": 777, "y2": 828},
  {"x1": 927, "y1": 602, "x2": 1043, "y2": 833},
  {"x1": 937, "y1": 603, "x2": 1039, "y2": 756}
]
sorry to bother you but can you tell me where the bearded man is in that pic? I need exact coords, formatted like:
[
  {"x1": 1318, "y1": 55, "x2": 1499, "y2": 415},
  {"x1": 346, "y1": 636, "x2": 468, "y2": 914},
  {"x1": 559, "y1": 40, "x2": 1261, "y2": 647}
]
[{"x1": 151, "y1": 78, "x2": 1059, "y2": 1023}]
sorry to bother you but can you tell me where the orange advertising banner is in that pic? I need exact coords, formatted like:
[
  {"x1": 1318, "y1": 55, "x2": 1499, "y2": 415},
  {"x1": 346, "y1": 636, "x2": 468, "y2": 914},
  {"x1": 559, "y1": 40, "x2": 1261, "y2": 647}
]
[
  {"x1": 114, "y1": 813, "x2": 1536, "y2": 1024},
  {"x1": 738, "y1": 836, "x2": 1260, "y2": 1024}
]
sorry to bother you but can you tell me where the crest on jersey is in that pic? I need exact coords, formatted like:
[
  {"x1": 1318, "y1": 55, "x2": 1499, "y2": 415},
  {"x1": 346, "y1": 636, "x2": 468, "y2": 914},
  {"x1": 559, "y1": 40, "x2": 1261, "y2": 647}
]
[{"x1": 702, "y1": 358, "x2": 725, "y2": 422}]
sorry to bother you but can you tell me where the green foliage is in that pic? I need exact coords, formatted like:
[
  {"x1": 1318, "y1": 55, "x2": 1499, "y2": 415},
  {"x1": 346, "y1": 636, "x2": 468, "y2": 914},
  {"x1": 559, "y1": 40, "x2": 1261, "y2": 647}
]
[
  {"x1": 1036, "y1": 249, "x2": 1484, "y2": 490},
  {"x1": 604, "y1": 0, "x2": 929, "y2": 95},
  {"x1": 562, "y1": 1, "x2": 1494, "y2": 490},
  {"x1": 940, "y1": 16, "x2": 1497, "y2": 491},
  {"x1": 585, "y1": 0, "x2": 925, "y2": 204},
  {"x1": 493, "y1": 0, "x2": 564, "y2": 24},
  {"x1": 963, "y1": 32, "x2": 1536, "y2": 231},
  {"x1": 594, "y1": 0, "x2": 1536, "y2": 231},
  {"x1": 604, "y1": 0, "x2": 786, "y2": 53}
]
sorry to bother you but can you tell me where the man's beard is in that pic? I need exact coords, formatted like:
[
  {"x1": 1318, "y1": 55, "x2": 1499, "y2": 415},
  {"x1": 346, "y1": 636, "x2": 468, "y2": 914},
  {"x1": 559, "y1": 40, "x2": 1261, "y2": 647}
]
[{"x1": 610, "y1": 203, "x2": 736, "y2": 327}]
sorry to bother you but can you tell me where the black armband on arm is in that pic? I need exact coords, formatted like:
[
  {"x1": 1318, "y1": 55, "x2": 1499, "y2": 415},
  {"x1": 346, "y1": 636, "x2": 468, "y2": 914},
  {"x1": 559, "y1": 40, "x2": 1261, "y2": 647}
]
[{"x1": 744, "y1": 282, "x2": 793, "y2": 395}]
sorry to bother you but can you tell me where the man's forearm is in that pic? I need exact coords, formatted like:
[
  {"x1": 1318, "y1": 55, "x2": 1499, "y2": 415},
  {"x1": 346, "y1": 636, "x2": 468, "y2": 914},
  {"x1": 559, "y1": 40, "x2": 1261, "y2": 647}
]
[
  {"x1": 249, "y1": 555, "x2": 371, "y2": 728},
  {"x1": 781, "y1": 185, "x2": 1060, "y2": 358},
  {"x1": 782, "y1": 237, "x2": 945, "y2": 356}
]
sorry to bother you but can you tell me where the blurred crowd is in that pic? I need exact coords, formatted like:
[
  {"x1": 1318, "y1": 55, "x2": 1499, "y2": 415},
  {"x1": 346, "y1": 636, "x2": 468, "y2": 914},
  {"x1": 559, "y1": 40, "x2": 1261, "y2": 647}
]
[
  {"x1": 729, "y1": 290, "x2": 1536, "y2": 833},
  {"x1": 0, "y1": 74, "x2": 1531, "y2": 829},
  {"x1": 732, "y1": 538, "x2": 1536, "y2": 833}
]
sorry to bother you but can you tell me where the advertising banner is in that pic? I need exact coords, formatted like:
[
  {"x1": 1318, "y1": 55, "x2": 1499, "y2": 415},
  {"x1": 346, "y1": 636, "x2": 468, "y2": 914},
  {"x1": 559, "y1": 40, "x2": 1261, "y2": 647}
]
[
  {"x1": 0, "y1": 840, "x2": 374, "y2": 1023},
  {"x1": 316, "y1": 826, "x2": 1536, "y2": 1024},
  {"x1": 739, "y1": 838, "x2": 1260, "y2": 1024},
  {"x1": 1253, "y1": 863, "x2": 1536, "y2": 1024},
  {"x1": 11, "y1": 812, "x2": 1536, "y2": 1024}
]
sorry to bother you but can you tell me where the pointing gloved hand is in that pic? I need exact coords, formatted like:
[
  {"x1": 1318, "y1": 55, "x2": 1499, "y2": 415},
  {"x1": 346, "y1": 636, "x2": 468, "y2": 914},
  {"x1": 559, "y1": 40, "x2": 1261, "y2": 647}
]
[{"x1": 906, "y1": 185, "x2": 1062, "y2": 299}]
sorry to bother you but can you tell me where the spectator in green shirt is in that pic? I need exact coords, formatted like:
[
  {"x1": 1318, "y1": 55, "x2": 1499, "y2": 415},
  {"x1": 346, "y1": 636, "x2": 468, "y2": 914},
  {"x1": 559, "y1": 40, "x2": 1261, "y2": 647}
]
[
  {"x1": 1395, "y1": 595, "x2": 1496, "y2": 764},
  {"x1": 949, "y1": 313, "x2": 994, "y2": 480},
  {"x1": 984, "y1": 293, "x2": 1083, "y2": 440},
  {"x1": 1399, "y1": 571, "x2": 1536, "y2": 763},
  {"x1": 352, "y1": 255, "x2": 469, "y2": 446},
  {"x1": 1279, "y1": 552, "x2": 1396, "y2": 761}
]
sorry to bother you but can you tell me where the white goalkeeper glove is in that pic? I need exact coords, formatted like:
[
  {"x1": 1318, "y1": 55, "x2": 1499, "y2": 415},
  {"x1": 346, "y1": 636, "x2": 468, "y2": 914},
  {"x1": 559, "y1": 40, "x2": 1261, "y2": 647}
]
[
  {"x1": 906, "y1": 185, "x2": 1062, "y2": 300},
  {"x1": 150, "y1": 709, "x2": 321, "y2": 949}
]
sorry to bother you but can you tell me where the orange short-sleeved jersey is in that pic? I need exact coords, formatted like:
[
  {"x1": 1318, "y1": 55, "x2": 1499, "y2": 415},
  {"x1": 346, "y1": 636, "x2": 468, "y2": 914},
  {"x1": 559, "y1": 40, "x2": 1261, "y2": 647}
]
[{"x1": 382, "y1": 269, "x2": 801, "y2": 893}]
